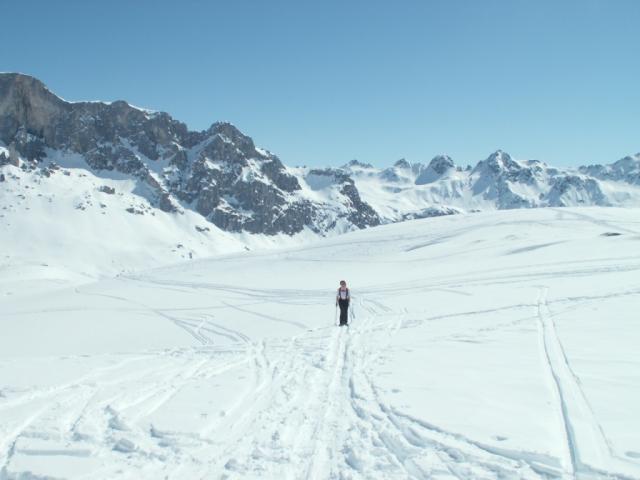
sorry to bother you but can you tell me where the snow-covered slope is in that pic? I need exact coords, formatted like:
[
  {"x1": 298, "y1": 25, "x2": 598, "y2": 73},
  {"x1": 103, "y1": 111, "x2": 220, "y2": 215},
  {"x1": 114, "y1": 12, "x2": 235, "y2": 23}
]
[
  {"x1": 0, "y1": 160, "x2": 318, "y2": 299},
  {"x1": 1, "y1": 207, "x2": 639, "y2": 479}
]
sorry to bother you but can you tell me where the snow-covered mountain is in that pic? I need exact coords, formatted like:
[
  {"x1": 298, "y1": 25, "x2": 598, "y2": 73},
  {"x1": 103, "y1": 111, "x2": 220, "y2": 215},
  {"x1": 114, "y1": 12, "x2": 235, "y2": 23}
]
[
  {"x1": 2, "y1": 72, "x2": 640, "y2": 244},
  {"x1": 0, "y1": 73, "x2": 380, "y2": 240},
  {"x1": 343, "y1": 150, "x2": 640, "y2": 222},
  {"x1": 579, "y1": 153, "x2": 640, "y2": 185}
]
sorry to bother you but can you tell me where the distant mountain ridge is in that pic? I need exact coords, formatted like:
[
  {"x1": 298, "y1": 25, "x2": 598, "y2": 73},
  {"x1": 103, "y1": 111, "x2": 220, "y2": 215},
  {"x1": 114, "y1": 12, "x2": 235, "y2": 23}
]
[
  {"x1": 1, "y1": 72, "x2": 639, "y2": 237},
  {"x1": 341, "y1": 150, "x2": 640, "y2": 221}
]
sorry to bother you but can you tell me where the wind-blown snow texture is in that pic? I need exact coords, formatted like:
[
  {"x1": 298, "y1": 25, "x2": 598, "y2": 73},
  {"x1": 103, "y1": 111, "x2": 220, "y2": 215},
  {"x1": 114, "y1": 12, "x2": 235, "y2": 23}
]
[
  {"x1": 1, "y1": 208, "x2": 639, "y2": 479},
  {"x1": 2, "y1": 72, "x2": 640, "y2": 240}
]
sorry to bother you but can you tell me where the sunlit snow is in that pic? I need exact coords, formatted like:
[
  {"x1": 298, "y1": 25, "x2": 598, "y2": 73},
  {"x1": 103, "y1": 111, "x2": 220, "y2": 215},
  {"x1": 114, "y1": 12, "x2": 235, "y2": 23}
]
[{"x1": 1, "y1": 207, "x2": 639, "y2": 479}]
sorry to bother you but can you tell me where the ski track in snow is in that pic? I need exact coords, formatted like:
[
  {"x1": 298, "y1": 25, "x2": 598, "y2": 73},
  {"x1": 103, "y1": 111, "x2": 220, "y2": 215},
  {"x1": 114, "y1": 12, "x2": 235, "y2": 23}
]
[
  {"x1": 536, "y1": 288, "x2": 639, "y2": 480},
  {"x1": 178, "y1": 298, "x2": 546, "y2": 480},
  {"x1": 2, "y1": 295, "x2": 552, "y2": 480},
  {"x1": 2, "y1": 208, "x2": 639, "y2": 479},
  {"x1": 0, "y1": 297, "x2": 572, "y2": 479},
  {"x1": 2, "y1": 288, "x2": 638, "y2": 480},
  {"x1": 1, "y1": 300, "x2": 636, "y2": 479}
]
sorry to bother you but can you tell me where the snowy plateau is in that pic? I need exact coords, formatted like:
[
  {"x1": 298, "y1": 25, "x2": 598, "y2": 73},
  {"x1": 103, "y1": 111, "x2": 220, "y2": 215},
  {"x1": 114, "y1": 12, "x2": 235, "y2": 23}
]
[
  {"x1": 1, "y1": 207, "x2": 640, "y2": 480},
  {"x1": 1, "y1": 73, "x2": 640, "y2": 480}
]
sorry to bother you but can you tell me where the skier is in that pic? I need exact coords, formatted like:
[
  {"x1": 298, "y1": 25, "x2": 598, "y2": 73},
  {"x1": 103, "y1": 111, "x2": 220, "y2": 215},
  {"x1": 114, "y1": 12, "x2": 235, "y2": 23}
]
[{"x1": 336, "y1": 280, "x2": 350, "y2": 326}]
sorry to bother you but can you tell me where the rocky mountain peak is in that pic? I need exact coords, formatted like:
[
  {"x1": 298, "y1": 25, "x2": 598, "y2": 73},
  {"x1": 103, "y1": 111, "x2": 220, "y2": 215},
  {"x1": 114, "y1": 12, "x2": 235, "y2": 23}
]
[
  {"x1": 414, "y1": 155, "x2": 455, "y2": 185},
  {"x1": 0, "y1": 73, "x2": 382, "y2": 236},
  {"x1": 393, "y1": 158, "x2": 411, "y2": 169},
  {"x1": 0, "y1": 73, "x2": 59, "y2": 104},
  {"x1": 613, "y1": 153, "x2": 640, "y2": 173},
  {"x1": 343, "y1": 159, "x2": 373, "y2": 169},
  {"x1": 0, "y1": 73, "x2": 69, "y2": 146},
  {"x1": 472, "y1": 150, "x2": 522, "y2": 177},
  {"x1": 427, "y1": 155, "x2": 454, "y2": 175},
  {"x1": 486, "y1": 149, "x2": 516, "y2": 167},
  {"x1": 579, "y1": 153, "x2": 640, "y2": 185}
]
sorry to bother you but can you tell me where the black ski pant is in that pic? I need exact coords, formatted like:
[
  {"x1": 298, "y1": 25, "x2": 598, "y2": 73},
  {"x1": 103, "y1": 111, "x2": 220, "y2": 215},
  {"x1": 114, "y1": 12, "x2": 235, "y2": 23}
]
[{"x1": 338, "y1": 299, "x2": 349, "y2": 325}]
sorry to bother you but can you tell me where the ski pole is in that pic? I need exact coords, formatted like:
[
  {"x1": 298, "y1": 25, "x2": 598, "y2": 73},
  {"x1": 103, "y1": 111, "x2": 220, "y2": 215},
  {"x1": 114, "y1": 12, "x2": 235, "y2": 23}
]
[
  {"x1": 350, "y1": 297, "x2": 354, "y2": 324},
  {"x1": 335, "y1": 302, "x2": 338, "y2": 326}
]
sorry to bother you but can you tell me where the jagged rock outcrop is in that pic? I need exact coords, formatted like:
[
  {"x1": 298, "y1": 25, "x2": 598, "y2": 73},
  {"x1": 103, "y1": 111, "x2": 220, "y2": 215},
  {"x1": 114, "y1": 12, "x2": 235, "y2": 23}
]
[
  {"x1": 0, "y1": 73, "x2": 380, "y2": 235},
  {"x1": 305, "y1": 168, "x2": 380, "y2": 229}
]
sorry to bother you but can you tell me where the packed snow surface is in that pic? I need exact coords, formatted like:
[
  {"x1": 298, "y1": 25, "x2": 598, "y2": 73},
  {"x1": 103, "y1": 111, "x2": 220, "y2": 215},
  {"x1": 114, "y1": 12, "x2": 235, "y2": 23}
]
[{"x1": 1, "y1": 207, "x2": 639, "y2": 479}]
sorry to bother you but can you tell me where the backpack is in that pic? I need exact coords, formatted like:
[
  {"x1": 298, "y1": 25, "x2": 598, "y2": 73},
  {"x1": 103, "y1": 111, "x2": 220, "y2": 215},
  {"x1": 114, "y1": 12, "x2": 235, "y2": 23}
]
[{"x1": 337, "y1": 287, "x2": 350, "y2": 300}]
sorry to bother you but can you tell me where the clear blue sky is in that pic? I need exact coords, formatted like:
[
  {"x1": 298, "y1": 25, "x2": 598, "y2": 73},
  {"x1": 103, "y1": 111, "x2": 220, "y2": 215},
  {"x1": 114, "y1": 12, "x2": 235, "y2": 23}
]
[{"x1": 1, "y1": 0, "x2": 638, "y2": 167}]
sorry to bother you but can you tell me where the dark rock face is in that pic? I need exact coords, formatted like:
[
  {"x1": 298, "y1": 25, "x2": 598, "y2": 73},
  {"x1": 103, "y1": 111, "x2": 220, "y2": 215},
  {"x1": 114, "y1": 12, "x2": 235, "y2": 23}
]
[
  {"x1": 0, "y1": 73, "x2": 379, "y2": 235},
  {"x1": 261, "y1": 157, "x2": 301, "y2": 192},
  {"x1": 306, "y1": 168, "x2": 381, "y2": 230},
  {"x1": 340, "y1": 182, "x2": 380, "y2": 228}
]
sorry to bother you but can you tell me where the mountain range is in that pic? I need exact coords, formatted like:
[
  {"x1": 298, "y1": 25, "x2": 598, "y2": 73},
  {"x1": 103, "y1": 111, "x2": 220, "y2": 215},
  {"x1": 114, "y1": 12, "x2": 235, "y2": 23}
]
[{"x1": 1, "y1": 72, "x2": 639, "y2": 240}]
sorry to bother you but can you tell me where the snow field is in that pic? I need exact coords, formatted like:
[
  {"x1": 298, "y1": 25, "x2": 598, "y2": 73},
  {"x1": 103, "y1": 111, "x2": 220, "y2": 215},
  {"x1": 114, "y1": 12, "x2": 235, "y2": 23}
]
[{"x1": 1, "y1": 207, "x2": 639, "y2": 479}]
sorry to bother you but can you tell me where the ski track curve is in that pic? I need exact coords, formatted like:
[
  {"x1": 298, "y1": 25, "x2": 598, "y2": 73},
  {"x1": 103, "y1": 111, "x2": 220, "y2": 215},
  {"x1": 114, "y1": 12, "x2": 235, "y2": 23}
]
[
  {"x1": 171, "y1": 296, "x2": 558, "y2": 480},
  {"x1": 3, "y1": 284, "x2": 638, "y2": 478}
]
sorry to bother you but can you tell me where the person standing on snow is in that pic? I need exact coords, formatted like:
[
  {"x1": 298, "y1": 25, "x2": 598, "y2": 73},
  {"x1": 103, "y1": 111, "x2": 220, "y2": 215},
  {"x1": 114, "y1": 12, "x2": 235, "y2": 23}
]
[{"x1": 336, "y1": 280, "x2": 350, "y2": 326}]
